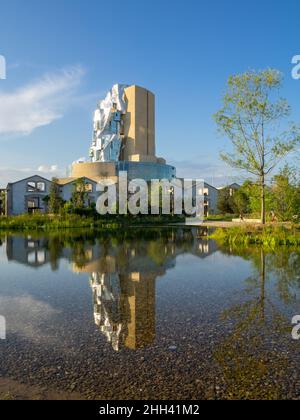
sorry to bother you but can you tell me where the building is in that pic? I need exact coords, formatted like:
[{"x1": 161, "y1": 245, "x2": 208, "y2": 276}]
[
  {"x1": 203, "y1": 182, "x2": 219, "y2": 216},
  {"x1": 56, "y1": 176, "x2": 99, "y2": 205},
  {"x1": 72, "y1": 84, "x2": 176, "y2": 182},
  {"x1": 3, "y1": 84, "x2": 219, "y2": 216},
  {"x1": 182, "y1": 180, "x2": 219, "y2": 217},
  {"x1": 6, "y1": 176, "x2": 52, "y2": 216}
]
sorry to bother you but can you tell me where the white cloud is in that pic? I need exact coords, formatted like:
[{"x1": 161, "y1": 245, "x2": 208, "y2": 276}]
[
  {"x1": 0, "y1": 164, "x2": 64, "y2": 187},
  {"x1": 37, "y1": 164, "x2": 59, "y2": 173},
  {"x1": 0, "y1": 66, "x2": 84, "y2": 135},
  {"x1": 0, "y1": 295, "x2": 61, "y2": 344},
  {"x1": 170, "y1": 157, "x2": 241, "y2": 187},
  {"x1": 73, "y1": 157, "x2": 86, "y2": 164}
]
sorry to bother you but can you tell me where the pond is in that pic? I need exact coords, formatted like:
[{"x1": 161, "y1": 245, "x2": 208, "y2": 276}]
[{"x1": 0, "y1": 228, "x2": 299, "y2": 400}]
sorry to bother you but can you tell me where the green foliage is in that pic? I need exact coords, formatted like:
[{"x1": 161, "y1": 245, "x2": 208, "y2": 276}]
[
  {"x1": 214, "y1": 69, "x2": 300, "y2": 223},
  {"x1": 0, "y1": 214, "x2": 97, "y2": 231},
  {"x1": 217, "y1": 188, "x2": 235, "y2": 214},
  {"x1": 231, "y1": 188, "x2": 250, "y2": 214},
  {"x1": 0, "y1": 190, "x2": 6, "y2": 215},
  {"x1": 0, "y1": 213, "x2": 184, "y2": 231},
  {"x1": 205, "y1": 213, "x2": 235, "y2": 222},
  {"x1": 271, "y1": 165, "x2": 300, "y2": 222},
  {"x1": 218, "y1": 186, "x2": 250, "y2": 215},
  {"x1": 211, "y1": 225, "x2": 300, "y2": 247},
  {"x1": 238, "y1": 181, "x2": 272, "y2": 216},
  {"x1": 48, "y1": 177, "x2": 65, "y2": 214},
  {"x1": 70, "y1": 178, "x2": 88, "y2": 209},
  {"x1": 62, "y1": 201, "x2": 73, "y2": 215}
]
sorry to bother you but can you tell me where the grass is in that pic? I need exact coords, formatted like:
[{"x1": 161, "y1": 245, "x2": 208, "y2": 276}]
[
  {"x1": 0, "y1": 214, "x2": 101, "y2": 231},
  {"x1": 0, "y1": 214, "x2": 184, "y2": 231},
  {"x1": 0, "y1": 392, "x2": 14, "y2": 400},
  {"x1": 210, "y1": 224, "x2": 300, "y2": 247},
  {"x1": 205, "y1": 214, "x2": 238, "y2": 222}
]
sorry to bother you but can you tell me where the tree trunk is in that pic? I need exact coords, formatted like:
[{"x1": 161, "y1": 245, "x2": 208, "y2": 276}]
[
  {"x1": 260, "y1": 248, "x2": 266, "y2": 322},
  {"x1": 261, "y1": 174, "x2": 266, "y2": 225}
]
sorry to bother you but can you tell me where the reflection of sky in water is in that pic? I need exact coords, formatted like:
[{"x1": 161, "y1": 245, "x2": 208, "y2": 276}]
[
  {"x1": 0, "y1": 234, "x2": 252, "y2": 349},
  {"x1": 0, "y1": 230, "x2": 299, "y2": 399}
]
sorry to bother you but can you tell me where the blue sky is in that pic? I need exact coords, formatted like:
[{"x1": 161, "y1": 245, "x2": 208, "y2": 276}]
[{"x1": 0, "y1": 0, "x2": 299, "y2": 187}]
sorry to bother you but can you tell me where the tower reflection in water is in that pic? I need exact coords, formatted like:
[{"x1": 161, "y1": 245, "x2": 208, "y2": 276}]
[
  {"x1": 5, "y1": 228, "x2": 215, "y2": 352},
  {"x1": 90, "y1": 272, "x2": 155, "y2": 351}
]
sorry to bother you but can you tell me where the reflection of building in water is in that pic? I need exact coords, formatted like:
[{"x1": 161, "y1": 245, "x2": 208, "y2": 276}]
[
  {"x1": 4, "y1": 228, "x2": 217, "y2": 351},
  {"x1": 91, "y1": 272, "x2": 123, "y2": 351},
  {"x1": 90, "y1": 271, "x2": 155, "y2": 351},
  {"x1": 73, "y1": 249, "x2": 158, "y2": 351},
  {"x1": 5, "y1": 228, "x2": 217, "y2": 270},
  {"x1": 6, "y1": 236, "x2": 49, "y2": 267}
]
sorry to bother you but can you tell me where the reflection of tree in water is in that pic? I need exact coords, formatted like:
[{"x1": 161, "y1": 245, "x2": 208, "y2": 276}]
[
  {"x1": 47, "y1": 235, "x2": 64, "y2": 271},
  {"x1": 214, "y1": 246, "x2": 300, "y2": 399},
  {"x1": 41, "y1": 228, "x2": 200, "y2": 271},
  {"x1": 267, "y1": 251, "x2": 300, "y2": 304},
  {"x1": 33, "y1": 227, "x2": 203, "y2": 352},
  {"x1": 3, "y1": 228, "x2": 215, "y2": 353}
]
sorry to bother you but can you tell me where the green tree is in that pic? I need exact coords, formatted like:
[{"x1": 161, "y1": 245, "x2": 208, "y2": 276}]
[
  {"x1": 0, "y1": 190, "x2": 6, "y2": 215},
  {"x1": 214, "y1": 69, "x2": 300, "y2": 224},
  {"x1": 238, "y1": 180, "x2": 272, "y2": 217},
  {"x1": 231, "y1": 188, "x2": 250, "y2": 215},
  {"x1": 48, "y1": 177, "x2": 64, "y2": 214},
  {"x1": 217, "y1": 186, "x2": 250, "y2": 216},
  {"x1": 271, "y1": 166, "x2": 300, "y2": 222},
  {"x1": 71, "y1": 178, "x2": 88, "y2": 209},
  {"x1": 217, "y1": 188, "x2": 235, "y2": 214}
]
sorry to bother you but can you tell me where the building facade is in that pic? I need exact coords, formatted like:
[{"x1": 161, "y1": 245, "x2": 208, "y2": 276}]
[
  {"x1": 203, "y1": 182, "x2": 219, "y2": 216},
  {"x1": 72, "y1": 84, "x2": 176, "y2": 183},
  {"x1": 3, "y1": 84, "x2": 219, "y2": 217},
  {"x1": 6, "y1": 176, "x2": 52, "y2": 216}
]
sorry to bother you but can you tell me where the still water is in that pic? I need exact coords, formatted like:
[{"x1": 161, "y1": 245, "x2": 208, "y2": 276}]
[{"x1": 0, "y1": 228, "x2": 299, "y2": 400}]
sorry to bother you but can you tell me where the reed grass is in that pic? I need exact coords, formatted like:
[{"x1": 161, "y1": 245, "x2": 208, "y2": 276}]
[{"x1": 210, "y1": 225, "x2": 300, "y2": 247}]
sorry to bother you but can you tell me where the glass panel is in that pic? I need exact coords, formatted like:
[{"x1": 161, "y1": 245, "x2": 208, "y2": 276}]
[
  {"x1": 27, "y1": 182, "x2": 36, "y2": 192},
  {"x1": 36, "y1": 182, "x2": 45, "y2": 192},
  {"x1": 27, "y1": 251, "x2": 37, "y2": 264},
  {"x1": 27, "y1": 200, "x2": 36, "y2": 208}
]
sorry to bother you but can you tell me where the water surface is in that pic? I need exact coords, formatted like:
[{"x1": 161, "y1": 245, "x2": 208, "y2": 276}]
[{"x1": 0, "y1": 228, "x2": 299, "y2": 400}]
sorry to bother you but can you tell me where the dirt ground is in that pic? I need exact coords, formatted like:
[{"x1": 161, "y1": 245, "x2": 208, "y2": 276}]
[{"x1": 0, "y1": 378, "x2": 83, "y2": 400}]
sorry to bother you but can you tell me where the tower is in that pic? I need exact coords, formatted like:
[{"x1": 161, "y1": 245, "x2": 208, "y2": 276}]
[
  {"x1": 90, "y1": 84, "x2": 159, "y2": 164},
  {"x1": 70, "y1": 84, "x2": 176, "y2": 182},
  {"x1": 121, "y1": 85, "x2": 156, "y2": 162}
]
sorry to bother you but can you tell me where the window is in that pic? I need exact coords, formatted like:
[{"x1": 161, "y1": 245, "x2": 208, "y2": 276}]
[
  {"x1": 27, "y1": 198, "x2": 40, "y2": 212},
  {"x1": 37, "y1": 182, "x2": 45, "y2": 192},
  {"x1": 27, "y1": 182, "x2": 36, "y2": 192},
  {"x1": 37, "y1": 251, "x2": 46, "y2": 264},
  {"x1": 27, "y1": 199, "x2": 37, "y2": 208},
  {"x1": 27, "y1": 181, "x2": 46, "y2": 192},
  {"x1": 85, "y1": 183, "x2": 93, "y2": 192},
  {"x1": 27, "y1": 250, "x2": 46, "y2": 265},
  {"x1": 27, "y1": 252, "x2": 36, "y2": 264},
  {"x1": 75, "y1": 182, "x2": 93, "y2": 192}
]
